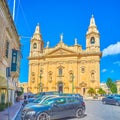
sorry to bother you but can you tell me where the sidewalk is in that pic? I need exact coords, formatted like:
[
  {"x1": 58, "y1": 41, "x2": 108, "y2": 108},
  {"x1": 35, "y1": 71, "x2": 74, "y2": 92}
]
[{"x1": 0, "y1": 100, "x2": 23, "y2": 120}]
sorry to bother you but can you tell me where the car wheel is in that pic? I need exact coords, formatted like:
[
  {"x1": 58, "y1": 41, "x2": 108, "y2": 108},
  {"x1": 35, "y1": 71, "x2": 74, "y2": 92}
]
[
  {"x1": 103, "y1": 101, "x2": 106, "y2": 104},
  {"x1": 75, "y1": 108, "x2": 84, "y2": 118},
  {"x1": 115, "y1": 102, "x2": 119, "y2": 106},
  {"x1": 37, "y1": 112, "x2": 50, "y2": 120}
]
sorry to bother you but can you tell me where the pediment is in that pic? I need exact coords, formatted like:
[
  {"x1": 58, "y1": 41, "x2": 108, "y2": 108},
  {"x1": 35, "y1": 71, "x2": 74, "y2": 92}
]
[{"x1": 46, "y1": 47, "x2": 77, "y2": 56}]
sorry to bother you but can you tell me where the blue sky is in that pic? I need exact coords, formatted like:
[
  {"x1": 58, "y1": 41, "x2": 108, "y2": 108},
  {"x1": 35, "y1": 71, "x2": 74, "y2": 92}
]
[{"x1": 7, "y1": 0, "x2": 120, "y2": 83}]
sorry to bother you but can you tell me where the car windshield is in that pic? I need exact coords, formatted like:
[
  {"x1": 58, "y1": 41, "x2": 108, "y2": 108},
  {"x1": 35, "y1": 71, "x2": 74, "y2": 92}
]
[{"x1": 33, "y1": 97, "x2": 42, "y2": 103}]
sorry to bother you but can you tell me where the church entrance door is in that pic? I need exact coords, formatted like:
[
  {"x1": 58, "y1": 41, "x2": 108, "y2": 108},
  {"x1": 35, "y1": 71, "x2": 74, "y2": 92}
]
[{"x1": 58, "y1": 82, "x2": 63, "y2": 94}]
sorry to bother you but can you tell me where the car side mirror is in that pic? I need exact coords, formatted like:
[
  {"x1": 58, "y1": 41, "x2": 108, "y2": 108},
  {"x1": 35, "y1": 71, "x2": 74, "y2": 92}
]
[{"x1": 52, "y1": 103, "x2": 58, "y2": 107}]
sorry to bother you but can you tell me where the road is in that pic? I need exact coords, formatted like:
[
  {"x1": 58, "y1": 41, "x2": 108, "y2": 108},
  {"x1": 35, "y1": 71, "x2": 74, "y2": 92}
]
[{"x1": 16, "y1": 100, "x2": 120, "y2": 120}]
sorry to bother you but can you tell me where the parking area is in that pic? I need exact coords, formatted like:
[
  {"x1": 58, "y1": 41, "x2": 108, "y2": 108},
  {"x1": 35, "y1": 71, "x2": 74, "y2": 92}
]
[{"x1": 16, "y1": 100, "x2": 120, "y2": 120}]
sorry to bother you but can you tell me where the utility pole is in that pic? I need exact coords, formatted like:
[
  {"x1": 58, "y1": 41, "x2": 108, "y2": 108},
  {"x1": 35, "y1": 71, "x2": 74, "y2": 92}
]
[{"x1": 13, "y1": 0, "x2": 16, "y2": 21}]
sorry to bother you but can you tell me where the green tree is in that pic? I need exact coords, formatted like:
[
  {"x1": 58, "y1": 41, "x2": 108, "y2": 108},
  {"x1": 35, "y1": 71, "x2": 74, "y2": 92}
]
[
  {"x1": 17, "y1": 87, "x2": 24, "y2": 96},
  {"x1": 97, "y1": 88, "x2": 106, "y2": 95},
  {"x1": 87, "y1": 88, "x2": 96, "y2": 96},
  {"x1": 106, "y1": 78, "x2": 117, "y2": 93}
]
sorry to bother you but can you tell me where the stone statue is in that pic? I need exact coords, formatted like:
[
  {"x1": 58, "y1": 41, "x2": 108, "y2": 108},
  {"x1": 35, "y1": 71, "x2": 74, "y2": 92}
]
[
  {"x1": 75, "y1": 38, "x2": 77, "y2": 45},
  {"x1": 46, "y1": 41, "x2": 49, "y2": 48},
  {"x1": 60, "y1": 33, "x2": 63, "y2": 42}
]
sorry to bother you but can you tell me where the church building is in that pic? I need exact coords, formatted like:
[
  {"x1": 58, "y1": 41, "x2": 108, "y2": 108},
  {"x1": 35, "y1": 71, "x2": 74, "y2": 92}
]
[{"x1": 28, "y1": 15, "x2": 102, "y2": 96}]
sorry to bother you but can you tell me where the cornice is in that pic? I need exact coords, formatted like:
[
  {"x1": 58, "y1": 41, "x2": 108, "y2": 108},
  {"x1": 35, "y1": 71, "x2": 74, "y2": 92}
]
[{"x1": 1, "y1": 0, "x2": 19, "y2": 44}]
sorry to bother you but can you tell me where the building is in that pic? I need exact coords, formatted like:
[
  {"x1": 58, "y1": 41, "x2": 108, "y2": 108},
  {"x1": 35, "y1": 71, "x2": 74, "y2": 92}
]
[
  {"x1": 100, "y1": 83, "x2": 110, "y2": 94},
  {"x1": 0, "y1": 0, "x2": 21, "y2": 105},
  {"x1": 19, "y1": 82, "x2": 28, "y2": 93},
  {"x1": 115, "y1": 80, "x2": 120, "y2": 94},
  {"x1": 28, "y1": 15, "x2": 102, "y2": 96}
]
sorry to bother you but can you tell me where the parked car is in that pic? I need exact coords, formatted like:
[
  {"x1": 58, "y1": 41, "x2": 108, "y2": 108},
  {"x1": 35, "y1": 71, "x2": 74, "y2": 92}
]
[
  {"x1": 59, "y1": 93, "x2": 83, "y2": 101},
  {"x1": 23, "y1": 91, "x2": 59, "y2": 106},
  {"x1": 36, "y1": 91, "x2": 59, "y2": 98},
  {"x1": 21, "y1": 96, "x2": 85, "y2": 120},
  {"x1": 102, "y1": 96, "x2": 120, "y2": 106}
]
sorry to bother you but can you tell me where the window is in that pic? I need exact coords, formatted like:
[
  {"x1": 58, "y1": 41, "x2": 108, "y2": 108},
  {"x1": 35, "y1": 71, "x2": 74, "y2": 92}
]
[
  {"x1": 33, "y1": 43, "x2": 37, "y2": 49},
  {"x1": 59, "y1": 68, "x2": 62, "y2": 76},
  {"x1": 5, "y1": 41, "x2": 9, "y2": 58},
  {"x1": 11, "y1": 49, "x2": 18, "y2": 71},
  {"x1": 67, "y1": 98, "x2": 74, "y2": 103},
  {"x1": 91, "y1": 72, "x2": 95, "y2": 79},
  {"x1": 81, "y1": 67, "x2": 85, "y2": 73},
  {"x1": 56, "y1": 98, "x2": 66, "y2": 104},
  {"x1": 90, "y1": 37, "x2": 95, "y2": 44}
]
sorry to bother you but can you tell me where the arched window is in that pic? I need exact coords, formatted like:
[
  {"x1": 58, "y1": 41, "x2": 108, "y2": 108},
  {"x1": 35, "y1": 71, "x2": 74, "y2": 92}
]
[
  {"x1": 90, "y1": 37, "x2": 95, "y2": 44},
  {"x1": 59, "y1": 68, "x2": 62, "y2": 76},
  {"x1": 33, "y1": 43, "x2": 37, "y2": 49},
  {"x1": 91, "y1": 71, "x2": 95, "y2": 79}
]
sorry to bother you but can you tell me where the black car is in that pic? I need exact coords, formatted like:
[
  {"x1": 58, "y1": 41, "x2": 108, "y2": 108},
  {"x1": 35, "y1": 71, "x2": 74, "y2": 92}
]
[
  {"x1": 21, "y1": 96, "x2": 85, "y2": 120},
  {"x1": 102, "y1": 96, "x2": 120, "y2": 106}
]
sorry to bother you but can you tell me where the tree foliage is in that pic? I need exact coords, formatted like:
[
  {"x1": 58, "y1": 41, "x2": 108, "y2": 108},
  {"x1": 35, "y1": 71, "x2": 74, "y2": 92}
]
[
  {"x1": 87, "y1": 88, "x2": 96, "y2": 96},
  {"x1": 106, "y1": 78, "x2": 117, "y2": 93},
  {"x1": 97, "y1": 88, "x2": 106, "y2": 95},
  {"x1": 17, "y1": 87, "x2": 24, "y2": 96}
]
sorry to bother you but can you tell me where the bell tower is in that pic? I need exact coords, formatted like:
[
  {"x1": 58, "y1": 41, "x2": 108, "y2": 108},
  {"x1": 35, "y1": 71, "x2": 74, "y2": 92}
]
[
  {"x1": 30, "y1": 23, "x2": 44, "y2": 57},
  {"x1": 86, "y1": 15, "x2": 100, "y2": 52}
]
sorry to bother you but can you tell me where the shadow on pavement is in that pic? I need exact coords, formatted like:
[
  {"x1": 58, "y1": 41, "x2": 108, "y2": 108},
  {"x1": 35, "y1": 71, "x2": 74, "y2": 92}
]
[{"x1": 57, "y1": 114, "x2": 87, "y2": 120}]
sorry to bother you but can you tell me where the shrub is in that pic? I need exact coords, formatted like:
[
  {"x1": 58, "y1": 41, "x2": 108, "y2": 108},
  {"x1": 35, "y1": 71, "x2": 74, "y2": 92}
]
[{"x1": 0, "y1": 103, "x2": 6, "y2": 111}]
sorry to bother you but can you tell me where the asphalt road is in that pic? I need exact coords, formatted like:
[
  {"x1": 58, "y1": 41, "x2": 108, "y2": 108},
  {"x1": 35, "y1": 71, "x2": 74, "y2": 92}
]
[{"x1": 16, "y1": 100, "x2": 120, "y2": 120}]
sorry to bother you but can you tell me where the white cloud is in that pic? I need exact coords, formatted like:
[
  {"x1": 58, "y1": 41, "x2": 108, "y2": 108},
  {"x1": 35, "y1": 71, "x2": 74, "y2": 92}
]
[
  {"x1": 102, "y1": 42, "x2": 120, "y2": 57},
  {"x1": 101, "y1": 69, "x2": 107, "y2": 73},
  {"x1": 113, "y1": 61, "x2": 120, "y2": 66}
]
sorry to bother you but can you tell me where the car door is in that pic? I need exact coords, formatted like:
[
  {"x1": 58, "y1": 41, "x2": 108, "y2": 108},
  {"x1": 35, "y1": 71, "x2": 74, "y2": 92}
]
[
  {"x1": 110, "y1": 97, "x2": 117, "y2": 105},
  {"x1": 66, "y1": 97, "x2": 76, "y2": 115},
  {"x1": 106, "y1": 96, "x2": 114, "y2": 104},
  {"x1": 50, "y1": 97, "x2": 67, "y2": 119}
]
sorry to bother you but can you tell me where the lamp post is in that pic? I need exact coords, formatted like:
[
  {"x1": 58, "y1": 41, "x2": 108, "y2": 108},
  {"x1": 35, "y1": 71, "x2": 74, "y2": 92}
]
[
  {"x1": 6, "y1": 67, "x2": 10, "y2": 120},
  {"x1": 71, "y1": 74, "x2": 74, "y2": 93},
  {"x1": 39, "y1": 69, "x2": 43, "y2": 93}
]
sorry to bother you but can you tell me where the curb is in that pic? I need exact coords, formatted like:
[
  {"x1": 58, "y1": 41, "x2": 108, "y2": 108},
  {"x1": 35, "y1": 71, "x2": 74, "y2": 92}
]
[
  {"x1": 84, "y1": 99, "x2": 101, "y2": 101},
  {"x1": 12, "y1": 103, "x2": 22, "y2": 120}
]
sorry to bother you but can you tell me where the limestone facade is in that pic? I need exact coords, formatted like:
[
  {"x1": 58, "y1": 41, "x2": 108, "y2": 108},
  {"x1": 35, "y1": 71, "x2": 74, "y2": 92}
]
[
  {"x1": 28, "y1": 16, "x2": 102, "y2": 96},
  {"x1": 19, "y1": 82, "x2": 28, "y2": 93},
  {"x1": 0, "y1": 0, "x2": 21, "y2": 104}
]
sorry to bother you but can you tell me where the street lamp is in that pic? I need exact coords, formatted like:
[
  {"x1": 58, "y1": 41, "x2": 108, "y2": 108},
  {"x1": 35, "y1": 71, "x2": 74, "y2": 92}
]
[
  {"x1": 39, "y1": 69, "x2": 43, "y2": 92},
  {"x1": 71, "y1": 73, "x2": 74, "y2": 93}
]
